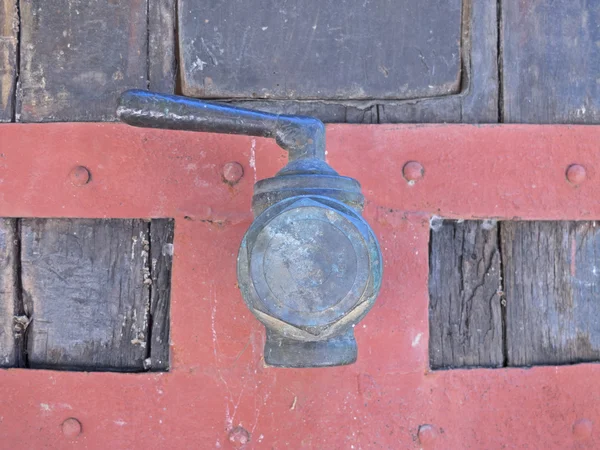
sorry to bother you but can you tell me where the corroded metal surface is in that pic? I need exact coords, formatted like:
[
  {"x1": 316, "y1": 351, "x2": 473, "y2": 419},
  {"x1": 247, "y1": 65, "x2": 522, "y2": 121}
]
[{"x1": 0, "y1": 124, "x2": 600, "y2": 447}]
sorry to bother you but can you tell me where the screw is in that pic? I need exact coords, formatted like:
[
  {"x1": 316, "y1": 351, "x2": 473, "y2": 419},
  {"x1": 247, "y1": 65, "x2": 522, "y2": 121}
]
[
  {"x1": 566, "y1": 164, "x2": 586, "y2": 185},
  {"x1": 573, "y1": 418, "x2": 593, "y2": 440},
  {"x1": 222, "y1": 162, "x2": 244, "y2": 185},
  {"x1": 417, "y1": 424, "x2": 438, "y2": 447},
  {"x1": 402, "y1": 161, "x2": 424, "y2": 185},
  {"x1": 61, "y1": 418, "x2": 82, "y2": 439},
  {"x1": 228, "y1": 426, "x2": 250, "y2": 447},
  {"x1": 69, "y1": 166, "x2": 91, "y2": 186}
]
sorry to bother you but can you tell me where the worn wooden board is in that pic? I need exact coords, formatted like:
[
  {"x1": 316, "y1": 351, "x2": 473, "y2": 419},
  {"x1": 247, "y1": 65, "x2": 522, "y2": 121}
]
[
  {"x1": 501, "y1": 221, "x2": 600, "y2": 366},
  {"x1": 0, "y1": 219, "x2": 19, "y2": 367},
  {"x1": 379, "y1": 0, "x2": 499, "y2": 123},
  {"x1": 148, "y1": 219, "x2": 174, "y2": 371},
  {"x1": 17, "y1": 0, "x2": 148, "y2": 122},
  {"x1": 0, "y1": 0, "x2": 17, "y2": 121},
  {"x1": 149, "y1": 0, "x2": 177, "y2": 94},
  {"x1": 178, "y1": 0, "x2": 462, "y2": 101},
  {"x1": 428, "y1": 220, "x2": 503, "y2": 369},
  {"x1": 501, "y1": 0, "x2": 600, "y2": 123},
  {"x1": 21, "y1": 219, "x2": 152, "y2": 371}
]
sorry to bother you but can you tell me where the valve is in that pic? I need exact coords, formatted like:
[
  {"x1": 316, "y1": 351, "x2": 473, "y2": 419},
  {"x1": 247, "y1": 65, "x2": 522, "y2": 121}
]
[{"x1": 117, "y1": 90, "x2": 383, "y2": 367}]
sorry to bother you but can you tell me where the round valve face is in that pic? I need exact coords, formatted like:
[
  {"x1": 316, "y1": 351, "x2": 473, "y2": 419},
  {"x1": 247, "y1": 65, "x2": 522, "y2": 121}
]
[{"x1": 238, "y1": 196, "x2": 380, "y2": 332}]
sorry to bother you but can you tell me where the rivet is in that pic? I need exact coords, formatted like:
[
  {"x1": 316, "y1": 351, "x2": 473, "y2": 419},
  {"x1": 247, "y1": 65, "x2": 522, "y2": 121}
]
[
  {"x1": 222, "y1": 162, "x2": 244, "y2": 184},
  {"x1": 61, "y1": 418, "x2": 82, "y2": 439},
  {"x1": 402, "y1": 161, "x2": 424, "y2": 185},
  {"x1": 418, "y1": 424, "x2": 438, "y2": 447},
  {"x1": 573, "y1": 418, "x2": 593, "y2": 440},
  {"x1": 228, "y1": 426, "x2": 250, "y2": 447},
  {"x1": 69, "y1": 166, "x2": 91, "y2": 186},
  {"x1": 566, "y1": 164, "x2": 586, "y2": 185}
]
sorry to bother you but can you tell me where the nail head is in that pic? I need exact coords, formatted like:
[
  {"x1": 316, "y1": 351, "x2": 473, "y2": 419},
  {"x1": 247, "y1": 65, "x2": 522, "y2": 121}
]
[
  {"x1": 566, "y1": 164, "x2": 586, "y2": 185},
  {"x1": 61, "y1": 418, "x2": 82, "y2": 439},
  {"x1": 70, "y1": 166, "x2": 91, "y2": 186}
]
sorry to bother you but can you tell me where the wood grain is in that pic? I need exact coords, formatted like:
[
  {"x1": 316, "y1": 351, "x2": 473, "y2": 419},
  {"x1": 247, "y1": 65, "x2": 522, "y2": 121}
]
[
  {"x1": 0, "y1": 0, "x2": 17, "y2": 121},
  {"x1": 0, "y1": 219, "x2": 20, "y2": 367},
  {"x1": 21, "y1": 219, "x2": 151, "y2": 371},
  {"x1": 501, "y1": 0, "x2": 600, "y2": 123},
  {"x1": 179, "y1": 0, "x2": 462, "y2": 101},
  {"x1": 149, "y1": 0, "x2": 177, "y2": 94},
  {"x1": 378, "y1": 0, "x2": 499, "y2": 123},
  {"x1": 502, "y1": 221, "x2": 600, "y2": 366},
  {"x1": 148, "y1": 219, "x2": 174, "y2": 371},
  {"x1": 17, "y1": 0, "x2": 148, "y2": 122},
  {"x1": 429, "y1": 220, "x2": 503, "y2": 369}
]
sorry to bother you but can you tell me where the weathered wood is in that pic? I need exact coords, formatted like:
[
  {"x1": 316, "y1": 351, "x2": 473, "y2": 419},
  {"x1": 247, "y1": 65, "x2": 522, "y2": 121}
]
[
  {"x1": 502, "y1": 222, "x2": 600, "y2": 366},
  {"x1": 149, "y1": 0, "x2": 177, "y2": 94},
  {"x1": 429, "y1": 220, "x2": 503, "y2": 369},
  {"x1": 148, "y1": 219, "x2": 174, "y2": 371},
  {"x1": 501, "y1": 0, "x2": 600, "y2": 123},
  {"x1": 179, "y1": 0, "x2": 462, "y2": 101},
  {"x1": 0, "y1": 219, "x2": 19, "y2": 367},
  {"x1": 379, "y1": 0, "x2": 499, "y2": 123},
  {"x1": 17, "y1": 0, "x2": 148, "y2": 122},
  {"x1": 21, "y1": 219, "x2": 151, "y2": 371},
  {"x1": 0, "y1": 0, "x2": 17, "y2": 121},
  {"x1": 228, "y1": 100, "x2": 378, "y2": 124}
]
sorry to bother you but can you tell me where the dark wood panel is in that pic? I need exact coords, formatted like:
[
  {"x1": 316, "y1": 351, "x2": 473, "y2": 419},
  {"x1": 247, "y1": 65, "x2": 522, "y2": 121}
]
[
  {"x1": 428, "y1": 220, "x2": 503, "y2": 369},
  {"x1": 21, "y1": 219, "x2": 151, "y2": 371},
  {"x1": 148, "y1": 219, "x2": 174, "y2": 371},
  {"x1": 149, "y1": 0, "x2": 177, "y2": 94},
  {"x1": 0, "y1": 219, "x2": 19, "y2": 367},
  {"x1": 0, "y1": 0, "x2": 17, "y2": 121},
  {"x1": 502, "y1": 0, "x2": 600, "y2": 123},
  {"x1": 179, "y1": 0, "x2": 462, "y2": 101},
  {"x1": 17, "y1": 0, "x2": 148, "y2": 122},
  {"x1": 502, "y1": 221, "x2": 600, "y2": 366},
  {"x1": 379, "y1": 0, "x2": 499, "y2": 124}
]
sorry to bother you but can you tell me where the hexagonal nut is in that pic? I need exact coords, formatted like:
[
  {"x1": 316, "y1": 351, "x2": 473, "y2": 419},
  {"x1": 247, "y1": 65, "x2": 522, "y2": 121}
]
[{"x1": 237, "y1": 195, "x2": 382, "y2": 341}]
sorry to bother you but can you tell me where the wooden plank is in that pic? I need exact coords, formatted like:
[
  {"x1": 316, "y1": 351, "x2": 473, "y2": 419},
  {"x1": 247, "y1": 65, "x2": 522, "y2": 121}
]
[
  {"x1": 149, "y1": 0, "x2": 177, "y2": 94},
  {"x1": 178, "y1": 0, "x2": 462, "y2": 101},
  {"x1": 148, "y1": 219, "x2": 174, "y2": 371},
  {"x1": 379, "y1": 0, "x2": 499, "y2": 123},
  {"x1": 17, "y1": 0, "x2": 148, "y2": 122},
  {"x1": 428, "y1": 220, "x2": 503, "y2": 369},
  {"x1": 21, "y1": 219, "x2": 151, "y2": 371},
  {"x1": 502, "y1": 0, "x2": 600, "y2": 123},
  {"x1": 0, "y1": 0, "x2": 17, "y2": 121},
  {"x1": 0, "y1": 219, "x2": 19, "y2": 367},
  {"x1": 228, "y1": 100, "x2": 378, "y2": 124},
  {"x1": 502, "y1": 222, "x2": 600, "y2": 366}
]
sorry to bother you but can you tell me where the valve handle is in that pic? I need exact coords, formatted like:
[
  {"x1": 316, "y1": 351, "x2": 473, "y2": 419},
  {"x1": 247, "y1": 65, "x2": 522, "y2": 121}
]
[{"x1": 117, "y1": 89, "x2": 325, "y2": 162}]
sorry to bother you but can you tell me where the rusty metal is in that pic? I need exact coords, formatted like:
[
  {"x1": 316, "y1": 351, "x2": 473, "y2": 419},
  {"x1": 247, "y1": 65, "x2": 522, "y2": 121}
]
[
  {"x1": 2, "y1": 123, "x2": 600, "y2": 447},
  {"x1": 402, "y1": 160, "x2": 424, "y2": 183},
  {"x1": 69, "y1": 165, "x2": 91, "y2": 186},
  {"x1": 118, "y1": 90, "x2": 383, "y2": 368},
  {"x1": 222, "y1": 162, "x2": 244, "y2": 184},
  {"x1": 566, "y1": 163, "x2": 587, "y2": 185}
]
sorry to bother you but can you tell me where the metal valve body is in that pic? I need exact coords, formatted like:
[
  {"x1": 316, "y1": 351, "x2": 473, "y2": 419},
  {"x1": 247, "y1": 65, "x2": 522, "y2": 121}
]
[{"x1": 117, "y1": 90, "x2": 383, "y2": 367}]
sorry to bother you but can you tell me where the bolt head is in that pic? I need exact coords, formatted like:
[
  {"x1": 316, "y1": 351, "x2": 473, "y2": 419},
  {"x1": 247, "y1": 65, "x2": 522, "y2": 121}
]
[
  {"x1": 418, "y1": 424, "x2": 438, "y2": 447},
  {"x1": 70, "y1": 166, "x2": 91, "y2": 186},
  {"x1": 403, "y1": 161, "x2": 424, "y2": 184},
  {"x1": 61, "y1": 418, "x2": 82, "y2": 439},
  {"x1": 223, "y1": 162, "x2": 244, "y2": 184},
  {"x1": 566, "y1": 164, "x2": 586, "y2": 185},
  {"x1": 573, "y1": 418, "x2": 593, "y2": 440},
  {"x1": 228, "y1": 426, "x2": 250, "y2": 447}
]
